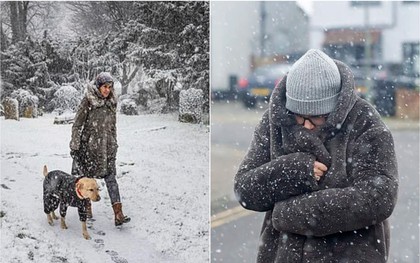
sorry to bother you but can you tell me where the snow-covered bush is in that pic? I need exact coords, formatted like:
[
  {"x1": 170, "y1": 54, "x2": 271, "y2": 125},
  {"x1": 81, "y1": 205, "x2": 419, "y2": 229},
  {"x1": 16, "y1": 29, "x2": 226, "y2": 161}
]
[
  {"x1": 179, "y1": 88, "x2": 203, "y2": 124},
  {"x1": 53, "y1": 111, "x2": 76, "y2": 125},
  {"x1": 50, "y1": 85, "x2": 82, "y2": 114},
  {"x1": 120, "y1": 97, "x2": 138, "y2": 115},
  {"x1": 138, "y1": 75, "x2": 161, "y2": 102},
  {"x1": 137, "y1": 88, "x2": 153, "y2": 109},
  {"x1": 133, "y1": 70, "x2": 182, "y2": 113},
  {"x1": 147, "y1": 98, "x2": 167, "y2": 114},
  {"x1": 155, "y1": 76, "x2": 179, "y2": 112},
  {"x1": 131, "y1": 74, "x2": 165, "y2": 113},
  {"x1": 2, "y1": 98, "x2": 19, "y2": 120},
  {"x1": 10, "y1": 89, "x2": 39, "y2": 118}
]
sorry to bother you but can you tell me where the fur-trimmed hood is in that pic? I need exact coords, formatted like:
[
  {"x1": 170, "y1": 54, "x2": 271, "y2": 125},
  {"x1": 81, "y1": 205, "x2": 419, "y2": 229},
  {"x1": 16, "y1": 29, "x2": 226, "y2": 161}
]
[{"x1": 85, "y1": 81, "x2": 117, "y2": 108}]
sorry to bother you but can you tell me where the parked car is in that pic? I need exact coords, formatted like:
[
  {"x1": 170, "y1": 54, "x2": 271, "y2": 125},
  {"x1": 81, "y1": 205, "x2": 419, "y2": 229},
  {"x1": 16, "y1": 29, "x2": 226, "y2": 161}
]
[
  {"x1": 237, "y1": 63, "x2": 291, "y2": 108},
  {"x1": 351, "y1": 63, "x2": 419, "y2": 116}
]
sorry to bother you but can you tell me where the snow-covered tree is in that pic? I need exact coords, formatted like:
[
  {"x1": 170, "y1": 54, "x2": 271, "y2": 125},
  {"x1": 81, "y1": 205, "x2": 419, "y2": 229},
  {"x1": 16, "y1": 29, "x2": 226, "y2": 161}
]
[
  {"x1": 1, "y1": 2, "x2": 209, "y2": 116},
  {"x1": 0, "y1": 36, "x2": 71, "y2": 108},
  {"x1": 0, "y1": 38, "x2": 48, "y2": 97},
  {"x1": 67, "y1": 2, "x2": 138, "y2": 37},
  {"x1": 126, "y1": 2, "x2": 209, "y2": 112},
  {"x1": 1, "y1": 2, "x2": 60, "y2": 46}
]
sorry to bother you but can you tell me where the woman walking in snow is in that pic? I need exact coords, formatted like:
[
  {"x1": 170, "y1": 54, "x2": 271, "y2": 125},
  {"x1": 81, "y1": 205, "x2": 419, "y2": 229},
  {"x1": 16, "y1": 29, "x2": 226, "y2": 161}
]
[
  {"x1": 70, "y1": 72, "x2": 130, "y2": 226},
  {"x1": 234, "y1": 49, "x2": 398, "y2": 262}
]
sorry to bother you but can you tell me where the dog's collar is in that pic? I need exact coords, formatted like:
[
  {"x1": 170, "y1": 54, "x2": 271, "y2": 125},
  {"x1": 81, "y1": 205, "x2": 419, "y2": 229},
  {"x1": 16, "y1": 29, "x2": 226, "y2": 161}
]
[{"x1": 75, "y1": 177, "x2": 85, "y2": 200}]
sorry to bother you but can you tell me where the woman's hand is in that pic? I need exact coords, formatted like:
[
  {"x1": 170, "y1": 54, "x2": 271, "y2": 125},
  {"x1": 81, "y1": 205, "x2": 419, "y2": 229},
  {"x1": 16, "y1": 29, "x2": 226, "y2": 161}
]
[
  {"x1": 314, "y1": 161, "x2": 328, "y2": 181},
  {"x1": 70, "y1": 149, "x2": 79, "y2": 159}
]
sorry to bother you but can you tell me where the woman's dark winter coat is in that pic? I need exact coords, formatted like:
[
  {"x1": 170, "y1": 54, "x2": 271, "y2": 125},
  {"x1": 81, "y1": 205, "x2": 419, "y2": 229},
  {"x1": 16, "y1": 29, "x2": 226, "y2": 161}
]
[
  {"x1": 70, "y1": 83, "x2": 118, "y2": 179},
  {"x1": 234, "y1": 60, "x2": 399, "y2": 263}
]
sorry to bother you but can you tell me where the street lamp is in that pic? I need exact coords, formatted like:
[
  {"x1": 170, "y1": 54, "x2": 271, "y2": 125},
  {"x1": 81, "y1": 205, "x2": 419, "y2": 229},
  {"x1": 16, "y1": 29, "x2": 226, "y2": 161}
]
[
  {"x1": 351, "y1": 1, "x2": 381, "y2": 103},
  {"x1": 364, "y1": 3, "x2": 373, "y2": 103},
  {"x1": 260, "y1": 1, "x2": 267, "y2": 57}
]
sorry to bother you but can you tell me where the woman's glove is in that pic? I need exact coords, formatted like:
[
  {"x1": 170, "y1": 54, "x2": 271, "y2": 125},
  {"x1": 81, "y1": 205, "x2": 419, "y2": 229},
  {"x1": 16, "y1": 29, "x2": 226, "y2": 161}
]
[{"x1": 70, "y1": 149, "x2": 79, "y2": 159}]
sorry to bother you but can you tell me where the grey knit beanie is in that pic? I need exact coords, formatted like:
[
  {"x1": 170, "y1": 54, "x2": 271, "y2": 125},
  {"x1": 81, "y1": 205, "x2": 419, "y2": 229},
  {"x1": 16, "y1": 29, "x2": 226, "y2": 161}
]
[
  {"x1": 95, "y1": 72, "x2": 114, "y2": 89},
  {"x1": 286, "y1": 49, "x2": 341, "y2": 115}
]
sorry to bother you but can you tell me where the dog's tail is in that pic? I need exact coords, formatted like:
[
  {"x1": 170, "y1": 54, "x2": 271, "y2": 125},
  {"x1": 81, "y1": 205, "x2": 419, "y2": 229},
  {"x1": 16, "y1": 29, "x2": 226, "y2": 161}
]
[{"x1": 43, "y1": 165, "x2": 48, "y2": 177}]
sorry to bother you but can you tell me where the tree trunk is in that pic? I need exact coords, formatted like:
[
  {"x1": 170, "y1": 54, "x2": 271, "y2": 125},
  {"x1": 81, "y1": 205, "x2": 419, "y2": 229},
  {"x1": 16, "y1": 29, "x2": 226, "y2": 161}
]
[
  {"x1": 10, "y1": 2, "x2": 20, "y2": 43},
  {"x1": 9, "y1": 1, "x2": 29, "y2": 43},
  {"x1": 17, "y1": 2, "x2": 29, "y2": 41},
  {"x1": 121, "y1": 65, "x2": 128, "y2": 95},
  {"x1": 0, "y1": 21, "x2": 8, "y2": 51},
  {"x1": 121, "y1": 65, "x2": 140, "y2": 95}
]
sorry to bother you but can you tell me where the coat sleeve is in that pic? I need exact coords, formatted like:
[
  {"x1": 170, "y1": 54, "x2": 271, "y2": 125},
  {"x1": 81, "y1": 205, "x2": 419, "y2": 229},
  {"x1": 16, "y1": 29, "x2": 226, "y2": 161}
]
[
  {"x1": 234, "y1": 112, "x2": 320, "y2": 212},
  {"x1": 271, "y1": 127, "x2": 399, "y2": 237},
  {"x1": 112, "y1": 109, "x2": 117, "y2": 142},
  {"x1": 70, "y1": 98, "x2": 89, "y2": 151}
]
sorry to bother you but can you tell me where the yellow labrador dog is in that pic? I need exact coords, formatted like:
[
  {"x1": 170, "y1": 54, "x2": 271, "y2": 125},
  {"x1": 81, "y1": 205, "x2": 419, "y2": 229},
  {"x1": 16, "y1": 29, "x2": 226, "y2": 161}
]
[{"x1": 43, "y1": 165, "x2": 100, "y2": 239}]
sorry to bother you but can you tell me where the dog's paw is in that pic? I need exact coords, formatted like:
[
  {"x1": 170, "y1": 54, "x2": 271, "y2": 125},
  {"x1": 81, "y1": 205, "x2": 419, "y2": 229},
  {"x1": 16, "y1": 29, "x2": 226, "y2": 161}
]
[
  {"x1": 83, "y1": 232, "x2": 91, "y2": 240},
  {"x1": 47, "y1": 214, "x2": 54, "y2": 225},
  {"x1": 61, "y1": 223, "x2": 68, "y2": 229}
]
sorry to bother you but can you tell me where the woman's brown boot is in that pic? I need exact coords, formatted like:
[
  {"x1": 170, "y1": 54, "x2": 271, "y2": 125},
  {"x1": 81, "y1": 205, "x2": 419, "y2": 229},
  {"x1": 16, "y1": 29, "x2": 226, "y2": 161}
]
[{"x1": 112, "y1": 202, "x2": 131, "y2": 226}]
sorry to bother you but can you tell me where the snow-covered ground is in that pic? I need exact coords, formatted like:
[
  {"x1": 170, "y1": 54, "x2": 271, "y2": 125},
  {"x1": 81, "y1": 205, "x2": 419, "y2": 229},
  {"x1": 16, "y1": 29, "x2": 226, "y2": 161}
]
[{"x1": 1, "y1": 113, "x2": 209, "y2": 263}]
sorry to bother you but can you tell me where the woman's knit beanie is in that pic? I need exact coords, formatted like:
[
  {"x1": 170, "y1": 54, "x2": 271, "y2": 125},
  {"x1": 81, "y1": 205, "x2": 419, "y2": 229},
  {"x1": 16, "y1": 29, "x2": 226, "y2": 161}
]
[
  {"x1": 286, "y1": 49, "x2": 341, "y2": 115},
  {"x1": 95, "y1": 72, "x2": 114, "y2": 89}
]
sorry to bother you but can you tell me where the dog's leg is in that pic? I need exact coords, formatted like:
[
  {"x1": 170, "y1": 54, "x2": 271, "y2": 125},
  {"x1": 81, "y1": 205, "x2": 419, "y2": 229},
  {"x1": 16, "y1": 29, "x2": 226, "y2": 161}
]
[
  {"x1": 61, "y1": 217, "x2": 68, "y2": 229},
  {"x1": 82, "y1": 221, "x2": 91, "y2": 240},
  {"x1": 51, "y1": 211, "x2": 59, "y2": 220},
  {"x1": 47, "y1": 213, "x2": 54, "y2": 226}
]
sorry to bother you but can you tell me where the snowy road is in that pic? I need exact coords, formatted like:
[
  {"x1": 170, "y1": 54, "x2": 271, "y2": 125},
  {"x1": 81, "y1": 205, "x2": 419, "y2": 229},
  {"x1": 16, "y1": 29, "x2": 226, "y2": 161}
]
[{"x1": 1, "y1": 113, "x2": 209, "y2": 263}]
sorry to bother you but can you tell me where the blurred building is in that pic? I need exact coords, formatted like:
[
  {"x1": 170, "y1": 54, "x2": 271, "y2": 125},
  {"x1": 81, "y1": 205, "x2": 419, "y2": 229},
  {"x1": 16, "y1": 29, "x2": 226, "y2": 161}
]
[
  {"x1": 251, "y1": 2, "x2": 309, "y2": 68},
  {"x1": 211, "y1": 1, "x2": 309, "y2": 91},
  {"x1": 310, "y1": 1, "x2": 420, "y2": 77},
  {"x1": 310, "y1": 1, "x2": 419, "y2": 118}
]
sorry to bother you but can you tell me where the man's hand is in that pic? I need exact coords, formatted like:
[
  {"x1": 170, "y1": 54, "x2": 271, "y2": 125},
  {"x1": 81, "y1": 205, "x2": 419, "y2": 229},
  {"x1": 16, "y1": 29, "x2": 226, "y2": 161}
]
[{"x1": 314, "y1": 161, "x2": 328, "y2": 181}]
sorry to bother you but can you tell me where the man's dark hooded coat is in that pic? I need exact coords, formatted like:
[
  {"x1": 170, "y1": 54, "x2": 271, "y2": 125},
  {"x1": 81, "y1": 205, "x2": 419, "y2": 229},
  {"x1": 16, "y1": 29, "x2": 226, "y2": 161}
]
[
  {"x1": 234, "y1": 60, "x2": 399, "y2": 263},
  {"x1": 70, "y1": 83, "x2": 118, "y2": 179}
]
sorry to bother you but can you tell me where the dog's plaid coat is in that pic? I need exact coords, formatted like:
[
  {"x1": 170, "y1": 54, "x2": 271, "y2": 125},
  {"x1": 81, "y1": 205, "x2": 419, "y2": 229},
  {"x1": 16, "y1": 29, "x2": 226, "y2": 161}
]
[{"x1": 43, "y1": 170, "x2": 89, "y2": 222}]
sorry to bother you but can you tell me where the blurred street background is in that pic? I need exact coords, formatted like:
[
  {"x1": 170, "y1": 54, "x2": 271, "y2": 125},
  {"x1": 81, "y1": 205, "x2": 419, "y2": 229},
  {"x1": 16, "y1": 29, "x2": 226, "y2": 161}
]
[{"x1": 211, "y1": 1, "x2": 419, "y2": 262}]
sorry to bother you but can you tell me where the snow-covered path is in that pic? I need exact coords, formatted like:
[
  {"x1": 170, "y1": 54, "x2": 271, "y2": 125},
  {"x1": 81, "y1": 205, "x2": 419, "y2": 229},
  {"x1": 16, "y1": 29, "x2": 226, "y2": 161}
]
[{"x1": 1, "y1": 113, "x2": 209, "y2": 263}]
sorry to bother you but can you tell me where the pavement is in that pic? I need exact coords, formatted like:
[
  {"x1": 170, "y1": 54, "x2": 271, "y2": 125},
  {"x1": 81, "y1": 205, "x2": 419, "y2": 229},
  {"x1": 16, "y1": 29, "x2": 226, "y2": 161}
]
[{"x1": 382, "y1": 116, "x2": 420, "y2": 130}]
